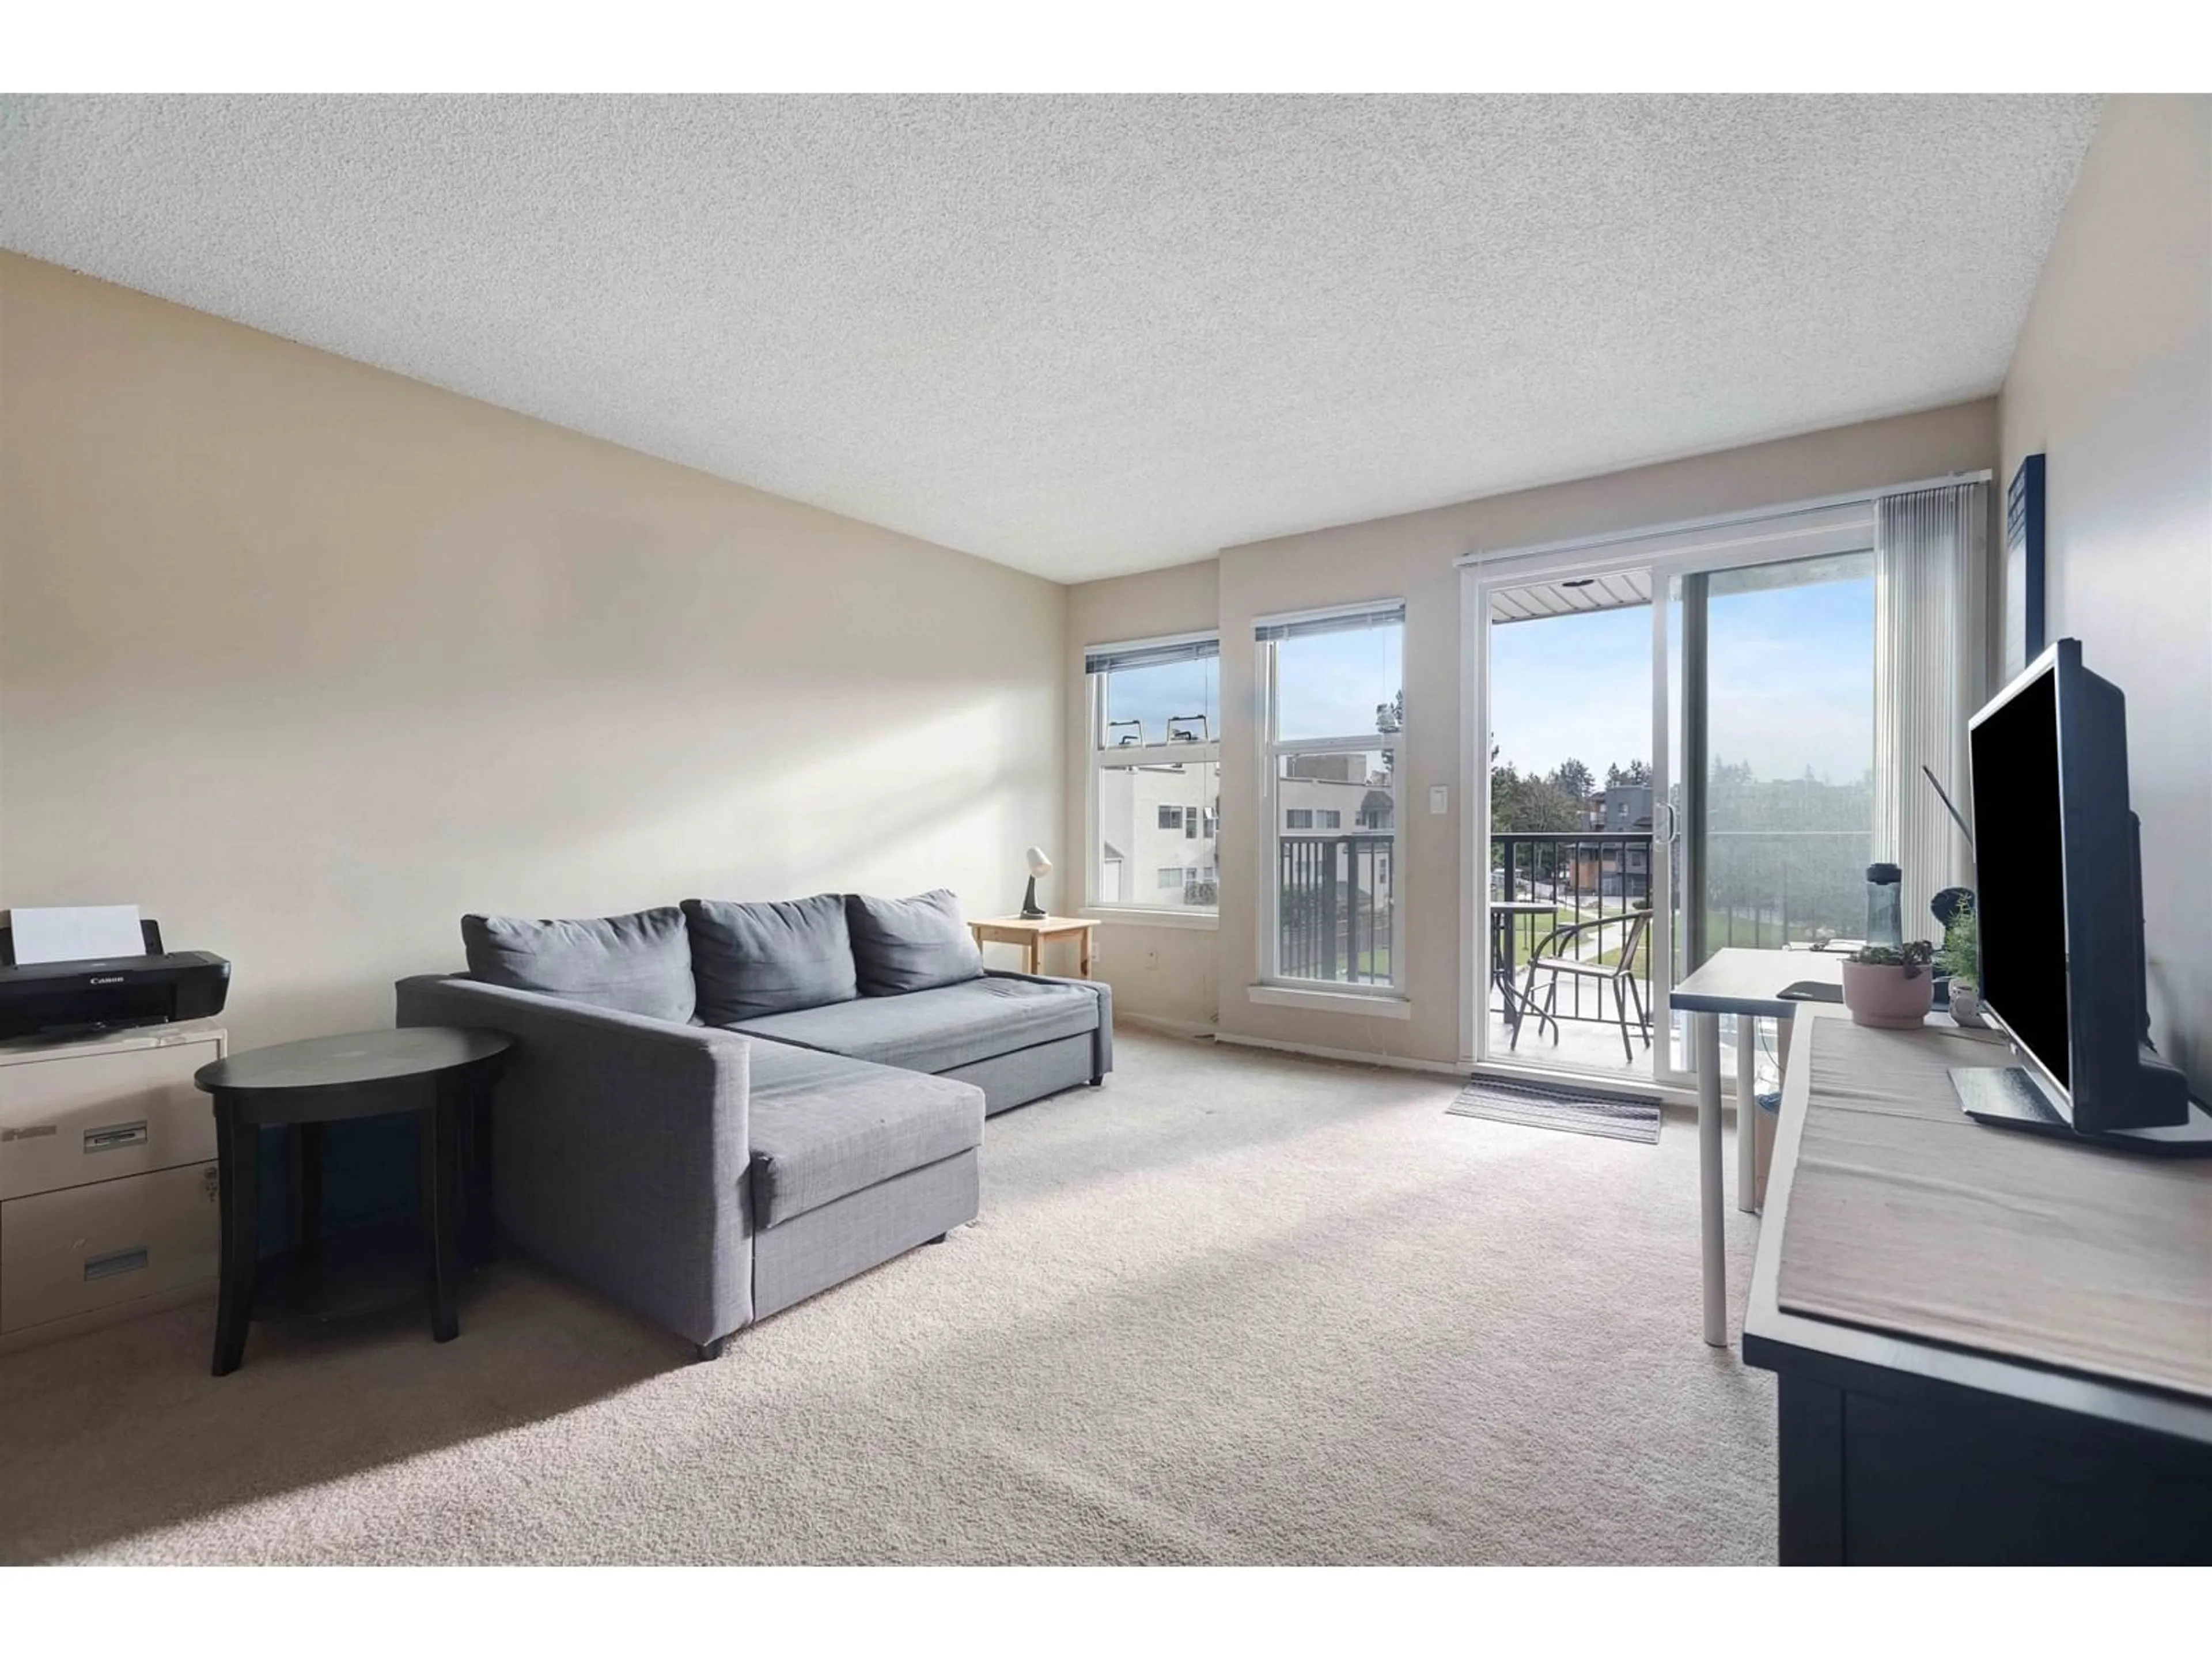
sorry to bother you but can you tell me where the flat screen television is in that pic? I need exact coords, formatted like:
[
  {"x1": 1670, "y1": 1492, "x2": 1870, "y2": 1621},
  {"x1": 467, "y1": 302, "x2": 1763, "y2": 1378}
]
[{"x1": 1961, "y1": 638, "x2": 2197, "y2": 1145}]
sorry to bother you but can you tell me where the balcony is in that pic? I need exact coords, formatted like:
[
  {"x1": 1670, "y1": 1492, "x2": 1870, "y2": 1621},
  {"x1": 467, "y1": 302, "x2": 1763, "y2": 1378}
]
[
  {"x1": 1489, "y1": 828, "x2": 1866, "y2": 1077},
  {"x1": 1273, "y1": 826, "x2": 1866, "y2": 1075},
  {"x1": 1488, "y1": 833, "x2": 1655, "y2": 1062}
]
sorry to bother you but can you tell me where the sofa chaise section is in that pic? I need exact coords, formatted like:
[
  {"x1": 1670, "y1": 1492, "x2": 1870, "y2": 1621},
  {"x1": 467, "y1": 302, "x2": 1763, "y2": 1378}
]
[
  {"x1": 745, "y1": 1041, "x2": 982, "y2": 1319},
  {"x1": 727, "y1": 970, "x2": 1112, "y2": 1115}
]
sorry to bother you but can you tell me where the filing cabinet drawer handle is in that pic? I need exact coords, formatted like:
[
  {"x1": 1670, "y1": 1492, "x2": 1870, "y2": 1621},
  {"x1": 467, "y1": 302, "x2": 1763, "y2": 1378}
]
[
  {"x1": 84, "y1": 1247, "x2": 150, "y2": 1282},
  {"x1": 83, "y1": 1120, "x2": 149, "y2": 1153}
]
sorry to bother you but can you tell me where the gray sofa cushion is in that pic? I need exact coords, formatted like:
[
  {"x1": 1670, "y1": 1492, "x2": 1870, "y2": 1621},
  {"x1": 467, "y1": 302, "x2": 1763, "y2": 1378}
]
[
  {"x1": 684, "y1": 894, "x2": 857, "y2": 1023},
  {"x1": 845, "y1": 889, "x2": 984, "y2": 995},
  {"x1": 462, "y1": 907, "x2": 695, "y2": 1023},
  {"x1": 729, "y1": 974, "x2": 1101, "y2": 1075},
  {"x1": 746, "y1": 1040, "x2": 983, "y2": 1228}
]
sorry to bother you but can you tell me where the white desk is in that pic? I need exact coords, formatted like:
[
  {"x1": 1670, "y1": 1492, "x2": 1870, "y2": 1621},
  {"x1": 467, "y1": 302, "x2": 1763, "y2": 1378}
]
[{"x1": 1671, "y1": 947, "x2": 1843, "y2": 1347}]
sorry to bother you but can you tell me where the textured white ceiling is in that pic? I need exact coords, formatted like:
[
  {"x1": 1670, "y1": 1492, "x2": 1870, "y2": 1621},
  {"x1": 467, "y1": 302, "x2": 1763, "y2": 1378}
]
[{"x1": 0, "y1": 96, "x2": 2098, "y2": 583}]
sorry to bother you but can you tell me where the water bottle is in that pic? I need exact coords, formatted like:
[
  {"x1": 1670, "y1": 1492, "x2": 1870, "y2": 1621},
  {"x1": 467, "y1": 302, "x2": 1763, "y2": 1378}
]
[{"x1": 1866, "y1": 863, "x2": 1903, "y2": 949}]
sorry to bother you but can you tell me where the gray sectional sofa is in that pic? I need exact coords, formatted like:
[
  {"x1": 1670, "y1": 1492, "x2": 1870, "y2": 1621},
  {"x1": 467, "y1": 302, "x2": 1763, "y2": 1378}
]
[{"x1": 394, "y1": 889, "x2": 1109, "y2": 1357}]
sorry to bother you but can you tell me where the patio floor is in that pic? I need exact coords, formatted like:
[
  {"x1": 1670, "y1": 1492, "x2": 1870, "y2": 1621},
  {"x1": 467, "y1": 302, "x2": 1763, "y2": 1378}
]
[
  {"x1": 1482, "y1": 995, "x2": 1780, "y2": 1094},
  {"x1": 1485, "y1": 1002, "x2": 1657, "y2": 1080}
]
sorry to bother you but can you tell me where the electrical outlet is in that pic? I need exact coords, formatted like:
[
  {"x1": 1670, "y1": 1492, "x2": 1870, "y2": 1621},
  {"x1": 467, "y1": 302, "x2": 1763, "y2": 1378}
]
[
  {"x1": 1145, "y1": 949, "x2": 1160, "y2": 972},
  {"x1": 1429, "y1": 785, "x2": 1449, "y2": 815}
]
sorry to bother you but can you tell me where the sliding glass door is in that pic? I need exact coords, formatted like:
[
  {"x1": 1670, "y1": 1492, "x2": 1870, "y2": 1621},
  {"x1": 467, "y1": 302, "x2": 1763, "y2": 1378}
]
[
  {"x1": 1468, "y1": 511, "x2": 1880, "y2": 1092},
  {"x1": 1476, "y1": 566, "x2": 1666, "y2": 1083},
  {"x1": 1662, "y1": 554, "x2": 1878, "y2": 1075}
]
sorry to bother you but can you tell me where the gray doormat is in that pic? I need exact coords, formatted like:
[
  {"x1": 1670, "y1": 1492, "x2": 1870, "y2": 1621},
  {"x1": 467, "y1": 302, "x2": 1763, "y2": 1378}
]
[{"x1": 1448, "y1": 1077, "x2": 1662, "y2": 1143}]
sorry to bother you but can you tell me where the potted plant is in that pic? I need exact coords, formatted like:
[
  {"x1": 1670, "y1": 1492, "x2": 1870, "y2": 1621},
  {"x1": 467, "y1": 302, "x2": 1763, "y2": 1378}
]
[
  {"x1": 1939, "y1": 896, "x2": 1984, "y2": 1026},
  {"x1": 1840, "y1": 940, "x2": 1937, "y2": 1029}
]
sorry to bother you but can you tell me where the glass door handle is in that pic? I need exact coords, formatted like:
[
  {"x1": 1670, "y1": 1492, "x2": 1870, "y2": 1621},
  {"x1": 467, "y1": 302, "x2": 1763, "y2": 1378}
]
[{"x1": 1654, "y1": 801, "x2": 1679, "y2": 844}]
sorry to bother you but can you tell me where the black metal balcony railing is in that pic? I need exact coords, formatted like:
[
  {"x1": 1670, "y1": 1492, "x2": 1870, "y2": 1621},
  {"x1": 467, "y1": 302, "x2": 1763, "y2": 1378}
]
[
  {"x1": 1277, "y1": 832, "x2": 1394, "y2": 984},
  {"x1": 1490, "y1": 832, "x2": 1654, "y2": 1026},
  {"x1": 1275, "y1": 827, "x2": 1872, "y2": 1025}
]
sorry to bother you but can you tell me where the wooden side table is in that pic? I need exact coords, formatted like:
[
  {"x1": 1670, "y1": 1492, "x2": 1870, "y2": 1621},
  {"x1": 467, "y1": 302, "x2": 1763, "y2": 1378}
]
[
  {"x1": 193, "y1": 1026, "x2": 509, "y2": 1375},
  {"x1": 969, "y1": 916, "x2": 1096, "y2": 979}
]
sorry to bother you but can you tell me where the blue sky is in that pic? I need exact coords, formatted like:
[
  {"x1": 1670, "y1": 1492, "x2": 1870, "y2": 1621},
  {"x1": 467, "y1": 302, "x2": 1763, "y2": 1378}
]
[
  {"x1": 1490, "y1": 573, "x2": 1875, "y2": 785},
  {"x1": 1275, "y1": 626, "x2": 1403, "y2": 740},
  {"x1": 1105, "y1": 626, "x2": 1403, "y2": 747},
  {"x1": 1103, "y1": 577, "x2": 1874, "y2": 783},
  {"x1": 1705, "y1": 577, "x2": 1876, "y2": 783},
  {"x1": 1104, "y1": 656, "x2": 1218, "y2": 745},
  {"x1": 1490, "y1": 606, "x2": 1652, "y2": 780}
]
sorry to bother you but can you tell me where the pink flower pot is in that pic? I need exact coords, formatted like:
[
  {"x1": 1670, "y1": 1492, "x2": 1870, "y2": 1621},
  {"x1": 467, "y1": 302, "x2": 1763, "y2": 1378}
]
[{"x1": 1840, "y1": 960, "x2": 1934, "y2": 1029}]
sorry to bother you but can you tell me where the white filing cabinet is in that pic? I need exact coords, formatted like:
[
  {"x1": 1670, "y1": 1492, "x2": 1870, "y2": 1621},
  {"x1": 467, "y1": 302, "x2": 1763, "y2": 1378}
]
[{"x1": 0, "y1": 1023, "x2": 226, "y2": 1351}]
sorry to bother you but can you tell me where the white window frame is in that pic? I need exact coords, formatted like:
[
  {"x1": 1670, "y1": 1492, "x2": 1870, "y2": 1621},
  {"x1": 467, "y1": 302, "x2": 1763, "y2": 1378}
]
[
  {"x1": 1084, "y1": 630, "x2": 1222, "y2": 926},
  {"x1": 1255, "y1": 600, "x2": 1406, "y2": 998}
]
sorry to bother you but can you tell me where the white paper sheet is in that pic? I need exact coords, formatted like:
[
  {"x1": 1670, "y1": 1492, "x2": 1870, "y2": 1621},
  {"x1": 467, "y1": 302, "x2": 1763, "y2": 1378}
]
[{"x1": 9, "y1": 904, "x2": 146, "y2": 963}]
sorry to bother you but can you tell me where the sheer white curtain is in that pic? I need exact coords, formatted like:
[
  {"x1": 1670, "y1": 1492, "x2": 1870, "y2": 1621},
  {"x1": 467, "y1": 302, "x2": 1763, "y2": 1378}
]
[{"x1": 1873, "y1": 481, "x2": 1990, "y2": 937}]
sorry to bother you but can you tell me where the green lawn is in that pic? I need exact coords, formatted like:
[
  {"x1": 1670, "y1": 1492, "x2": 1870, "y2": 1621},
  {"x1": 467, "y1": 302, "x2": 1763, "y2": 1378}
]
[
  {"x1": 1698, "y1": 908, "x2": 1843, "y2": 951},
  {"x1": 1497, "y1": 907, "x2": 1652, "y2": 978}
]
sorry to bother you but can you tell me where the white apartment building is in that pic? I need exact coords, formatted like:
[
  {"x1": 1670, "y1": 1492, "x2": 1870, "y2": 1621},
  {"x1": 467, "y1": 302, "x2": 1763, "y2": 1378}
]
[{"x1": 1096, "y1": 762, "x2": 1218, "y2": 907}]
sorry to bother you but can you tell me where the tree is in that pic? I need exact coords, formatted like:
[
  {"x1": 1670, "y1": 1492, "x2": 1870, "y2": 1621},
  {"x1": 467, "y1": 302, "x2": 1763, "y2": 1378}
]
[
  {"x1": 1606, "y1": 759, "x2": 1652, "y2": 789},
  {"x1": 1377, "y1": 688, "x2": 1403, "y2": 770},
  {"x1": 1490, "y1": 763, "x2": 1582, "y2": 834},
  {"x1": 1548, "y1": 757, "x2": 1595, "y2": 805}
]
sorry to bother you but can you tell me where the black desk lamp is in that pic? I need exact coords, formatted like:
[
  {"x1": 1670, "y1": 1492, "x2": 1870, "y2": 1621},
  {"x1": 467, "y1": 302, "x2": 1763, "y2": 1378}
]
[{"x1": 1020, "y1": 847, "x2": 1052, "y2": 920}]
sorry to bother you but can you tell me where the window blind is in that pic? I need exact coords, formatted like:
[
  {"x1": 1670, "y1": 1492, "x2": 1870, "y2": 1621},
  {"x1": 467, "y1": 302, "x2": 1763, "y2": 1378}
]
[
  {"x1": 1253, "y1": 602, "x2": 1405, "y2": 642},
  {"x1": 1083, "y1": 634, "x2": 1219, "y2": 676},
  {"x1": 1872, "y1": 480, "x2": 1990, "y2": 934}
]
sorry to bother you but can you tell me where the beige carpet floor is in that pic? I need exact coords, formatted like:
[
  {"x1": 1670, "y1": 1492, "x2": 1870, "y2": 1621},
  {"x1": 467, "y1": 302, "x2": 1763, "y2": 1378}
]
[{"x1": 0, "y1": 1029, "x2": 1776, "y2": 1564}]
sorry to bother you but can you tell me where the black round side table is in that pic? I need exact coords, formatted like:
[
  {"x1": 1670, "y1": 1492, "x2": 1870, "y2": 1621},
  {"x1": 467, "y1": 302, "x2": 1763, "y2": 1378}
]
[{"x1": 194, "y1": 1027, "x2": 510, "y2": 1376}]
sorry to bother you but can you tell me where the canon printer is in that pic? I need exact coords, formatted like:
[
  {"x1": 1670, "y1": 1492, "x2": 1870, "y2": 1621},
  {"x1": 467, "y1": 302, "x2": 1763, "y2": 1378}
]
[{"x1": 0, "y1": 918, "x2": 230, "y2": 1043}]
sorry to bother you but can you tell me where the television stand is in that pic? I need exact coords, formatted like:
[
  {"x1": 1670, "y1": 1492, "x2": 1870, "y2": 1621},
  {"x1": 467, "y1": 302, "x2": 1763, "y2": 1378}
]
[
  {"x1": 1951, "y1": 1064, "x2": 2212, "y2": 1156},
  {"x1": 1746, "y1": 1007, "x2": 2212, "y2": 1564}
]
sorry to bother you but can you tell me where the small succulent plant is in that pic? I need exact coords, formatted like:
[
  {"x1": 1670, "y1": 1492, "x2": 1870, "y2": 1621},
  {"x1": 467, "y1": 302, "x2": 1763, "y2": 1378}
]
[{"x1": 1848, "y1": 940, "x2": 1935, "y2": 977}]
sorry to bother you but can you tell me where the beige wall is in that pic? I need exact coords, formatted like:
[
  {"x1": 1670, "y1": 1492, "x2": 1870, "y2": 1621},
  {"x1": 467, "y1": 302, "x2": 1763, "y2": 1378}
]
[
  {"x1": 0, "y1": 254, "x2": 1066, "y2": 1047},
  {"x1": 1069, "y1": 401, "x2": 1999, "y2": 1066},
  {"x1": 1999, "y1": 95, "x2": 2212, "y2": 1098}
]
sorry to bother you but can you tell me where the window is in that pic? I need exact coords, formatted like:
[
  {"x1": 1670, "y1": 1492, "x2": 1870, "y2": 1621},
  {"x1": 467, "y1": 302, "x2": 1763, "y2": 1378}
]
[
  {"x1": 1257, "y1": 601, "x2": 1404, "y2": 988},
  {"x1": 1086, "y1": 632, "x2": 1221, "y2": 916}
]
